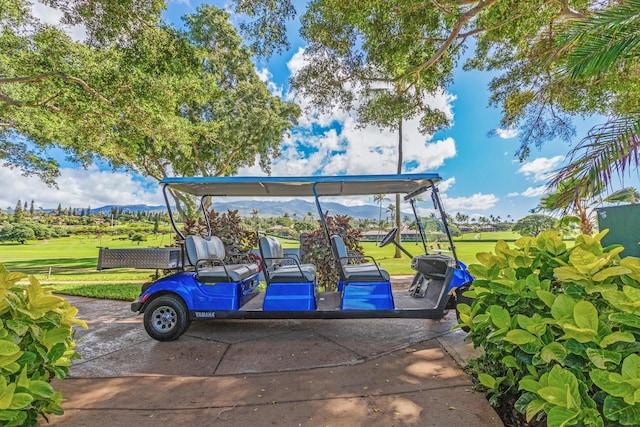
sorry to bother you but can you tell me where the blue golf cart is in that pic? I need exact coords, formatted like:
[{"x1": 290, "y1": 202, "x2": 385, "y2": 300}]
[{"x1": 127, "y1": 173, "x2": 473, "y2": 341}]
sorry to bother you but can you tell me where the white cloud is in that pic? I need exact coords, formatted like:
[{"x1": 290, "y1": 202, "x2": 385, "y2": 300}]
[
  {"x1": 496, "y1": 128, "x2": 519, "y2": 139},
  {"x1": 442, "y1": 193, "x2": 499, "y2": 211},
  {"x1": 31, "y1": 1, "x2": 87, "y2": 42},
  {"x1": 438, "y1": 177, "x2": 456, "y2": 192},
  {"x1": 256, "y1": 67, "x2": 284, "y2": 97},
  {"x1": 521, "y1": 186, "x2": 548, "y2": 198},
  {"x1": 507, "y1": 192, "x2": 520, "y2": 197},
  {"x1": 0, "y1": 167, "x2": 163, "y2": 210},
  {"x1": 240, "y1": 48, "x2": 459, "y2": 179},
  {"x1": 518, "y1": 156, "x2": 565, "y2": 182}
]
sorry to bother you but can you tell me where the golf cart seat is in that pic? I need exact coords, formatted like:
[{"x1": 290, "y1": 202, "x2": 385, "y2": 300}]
[
  {"x1": 330, "y1": 235, "x2": 390, "y2": 282},
  {"x1": 258, "y1": 236, "x2": 317, "y2": 311},
  {"x1": 184, "y1": 235, "x2": 259, "y2": 283},
  {"x1": 259, "y1": 236, "x2": 316, "y2": 283},
  {"x1": 330, "y1": 235, "x2": 394, "y2": 310}
]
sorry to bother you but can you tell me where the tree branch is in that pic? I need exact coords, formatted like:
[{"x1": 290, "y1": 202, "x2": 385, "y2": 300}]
[
  {"x1": 400, "y1": 0, "x2": 499, "y2": 82},
  {"x1": 0, "y1": 72, "x2": 114, "y2": 105}
]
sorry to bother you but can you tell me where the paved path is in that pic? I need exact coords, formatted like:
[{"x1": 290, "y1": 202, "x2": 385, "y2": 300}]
[{"x1": 47, "y1": 296, "x2": 503, "y2": 426}]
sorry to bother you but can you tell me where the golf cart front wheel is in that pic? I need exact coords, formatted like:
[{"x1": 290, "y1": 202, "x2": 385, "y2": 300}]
[{"x1": 143, "y1": 295, "x2": 191, "y2": 341}]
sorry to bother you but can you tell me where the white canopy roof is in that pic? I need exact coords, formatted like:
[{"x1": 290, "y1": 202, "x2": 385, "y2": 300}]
[{"x1": 161, "y1": 174, "x2": 442, "y2": 198}]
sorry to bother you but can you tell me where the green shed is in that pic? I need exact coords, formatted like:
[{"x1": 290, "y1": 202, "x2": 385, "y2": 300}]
[{"x1": 596, "y1": 204, "x2": 640, "y2": 257}]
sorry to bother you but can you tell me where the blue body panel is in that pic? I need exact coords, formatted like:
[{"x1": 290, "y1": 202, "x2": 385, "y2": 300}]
[
  {"x1": 141, "y1": 271, "x2": 259, "y2": 311},
  {"x1": 341, "y1": 281, "x2": 395, "y2": 310},
  {"x1": 448, "y1": 262, "x2": 473, "y2": 293},
  {"x1": 263, "y1": 282, "x2": 317, "y2": 311}
]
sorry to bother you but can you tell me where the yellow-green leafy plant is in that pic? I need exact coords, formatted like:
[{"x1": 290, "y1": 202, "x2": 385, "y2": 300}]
[
  {"x1": 0, "y1": 264, "x2": 87, "y2": 426},
  {"x1": 457, "y1": 231, "x2": 640, "y2": 427}
]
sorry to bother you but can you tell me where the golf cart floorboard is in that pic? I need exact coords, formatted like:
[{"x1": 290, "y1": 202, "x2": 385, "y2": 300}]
[
  {"x1": 192, "y1": 290, "x2": 447, "y2": 320},
  {"x1": 241, "y1": 291, "x2": 440, "y2": 312}
]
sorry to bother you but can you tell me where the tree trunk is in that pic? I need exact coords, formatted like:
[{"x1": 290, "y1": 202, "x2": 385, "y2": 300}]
[{"x1": 394, "y1": 120, "x2": 403, "y2": 258}]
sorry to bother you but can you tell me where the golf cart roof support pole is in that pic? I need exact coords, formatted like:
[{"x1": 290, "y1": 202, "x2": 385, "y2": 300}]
[
  {"x1": 163, "y1": 184, "x2": 185, "y2": 240},
  {"x1": 200, "y1": 196, "x2": 212, "y2": 237},
  {"x1": 312, "y1": 182, "x2": 331, "y2": 243},
  {"x1": 430, "y1": 180, "x2": 459, "y2": 265},
  {"x1": 409, "y1": 197, "x2": 429, "y2": 254}
]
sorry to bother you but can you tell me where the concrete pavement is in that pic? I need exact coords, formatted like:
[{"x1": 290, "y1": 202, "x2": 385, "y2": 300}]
[{"x1": 45, "y1": 294, "x2": 502, "y2": 426}]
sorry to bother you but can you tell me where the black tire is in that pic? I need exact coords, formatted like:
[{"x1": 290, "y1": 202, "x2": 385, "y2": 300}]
[
  {"x1": 143, "y1": 295, "x2": 191, "y2": 341},
  {"x1": 455, "y1": 285, "x2": 473, "y2": 333}
]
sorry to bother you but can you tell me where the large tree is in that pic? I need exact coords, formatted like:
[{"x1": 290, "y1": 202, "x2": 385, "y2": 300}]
[
  {"x1": 235, "y1": 0, "x2": 640, "y2": 241},
  {"x1": 1, "y1": 2, "x2": 299, "y2": 207},
  {"x1": 236, "y1": 1, "x2": 638, "y2": 164},
  {"x1": 290, "y1": 2, "x2": 458, "y2": 257},
  {"x1": 239, "y1": 1, "x2": 597, "y2": 151}
]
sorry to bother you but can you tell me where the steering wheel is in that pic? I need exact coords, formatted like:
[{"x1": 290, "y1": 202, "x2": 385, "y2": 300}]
[{"x1": 379, "y1": 227, "x2": 398, "y2": 247}]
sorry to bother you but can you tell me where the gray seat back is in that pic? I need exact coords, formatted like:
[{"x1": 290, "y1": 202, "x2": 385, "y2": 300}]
[
  {"x1": 259, "y1": 236, "x2": 284, "y2": 269},
  {"x1": 185, "y1": 235, "x2": 226, "y2": 266},
  {"x1": 330, "y1": 235, "x2": 348, "y2": 266}
]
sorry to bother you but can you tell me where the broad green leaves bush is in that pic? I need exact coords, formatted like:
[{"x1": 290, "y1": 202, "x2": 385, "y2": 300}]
[
  {"x1": 0, "y1": 264, "x2": 86, "y2": 426},
  {"x1": 300, "y1": 214, "x2": 364, "y2": 291},
  {"x1": 457, "y1": 230, "x2": 640, "y2": 426},
  {"x1": 183, "y1": 209, "x2": 259, "y2": 263}
]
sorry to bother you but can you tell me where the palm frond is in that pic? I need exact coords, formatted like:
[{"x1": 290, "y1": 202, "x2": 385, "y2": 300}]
[
  {"x1": 548, "y1": 114, "x2": 640, "y2": 207},
  {"x1": 561, "y1": 0, "x2": 640, "y2": 78},
  {"x1": 602, "y1": 187, "x2": 640, "y2": 204}
]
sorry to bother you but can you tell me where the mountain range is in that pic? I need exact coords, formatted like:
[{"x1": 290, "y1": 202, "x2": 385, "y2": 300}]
[{"x1": 90, "y1": 199, "x2": 403, "y2": 220}]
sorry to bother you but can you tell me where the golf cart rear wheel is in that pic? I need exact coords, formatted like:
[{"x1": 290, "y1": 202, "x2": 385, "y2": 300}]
[{"x1": 143, "y1": 295, "x2": 190, "y2": 341}]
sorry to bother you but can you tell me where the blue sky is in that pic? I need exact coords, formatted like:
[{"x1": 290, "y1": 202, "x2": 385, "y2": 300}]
[{"x1": 0, "y1": 1, "x2": 629, "y2": 220}]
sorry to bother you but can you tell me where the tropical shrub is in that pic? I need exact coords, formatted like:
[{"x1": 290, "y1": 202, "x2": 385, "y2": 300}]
[
  {"x1": 183, "y1": 209, "x2": 258, "y2": 263},
  {"x1": 300, "y1": 214, "x2": 363, "y2": 291},
  {"x1": 0, "y1": 263, "x2": 87, "y2": 426},
  {"x1": 457, "y1": 230, "x2": 640, "y2": 426}
]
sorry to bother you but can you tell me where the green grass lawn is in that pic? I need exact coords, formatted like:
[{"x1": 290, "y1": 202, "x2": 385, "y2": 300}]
[
  {"x1": 1, "y1": 234, "x2": 174, "y2": 282},
  {"x1": 456, "y1": 231, "x2": 520, "y2": 241},
  {"x1": 1, "y1": 233, "x2": 511, "y2": 300}
]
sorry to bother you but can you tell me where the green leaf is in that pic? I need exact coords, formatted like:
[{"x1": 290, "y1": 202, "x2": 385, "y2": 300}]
[
  {"x1": 554, "y1": 266, "x2": 587, "y2": 281},
  {"x1": 600, "y1": 332, "x2": 636, "y2": 348},
  {"x1": 541, "y1": 342, "x2": 568, "y2": 365},
  {"x1": 610, "y1": 313, "x2": 640, "y2": 329},
  {"x1": 0, "y1": 382, "x2": 16, "y2": 410},
  {"x1": 536, "y1": 289, "x2": 556, "y2": 308},
  {"x1": 562, "y1": 324, "x2": 598, "y2": 343},
  {"x1": 478, "y1": 373, "x2": 497, "y2": 389},
  {"x1": 587, "y1": 348, "x2": 622, "y2": 369},
  {"x1": 502, "y1": 355, "x2": 518, "y2": 368},
  {"x1": 547, "y1": 406, "x2": 580, "y2": 427},
  {"x1": 593, "y1": 266, "x2": 632, "y2": 282},
  {"x1": 621, "y1": 354, "x2": 640, "y2": 380},
  {"x1": 591, "y1": 370, "x2": 634, "y2": 398},
  {"x1": 538, "y1": 385, "x2": 570, "y2": 407},
  {"x1": 28, "y1": 381, "x2": 55, "y2": 399},
  {"x1": 504, "y1": 329, "x2": 537, "y2": 345},
  {"x1": 489, "y1": 305, "x2": 511, "y2": 329},
  {"x1": 573, "y1": 300, "x2": 598, "y2": 331},
  {"x1": 551, "y1": 294, "x2": 576, "y2": 321},
  {"x1": 525, "y1": 398, "x2": 548, "y2": 423},
  {"x1": 586, "y1": 283, "x2": 618, "y2": 294},
  {"x1": 42, "y1": 327, "x2": 70, "y2": 347},
  {"x1": 0, "y1": 340, "x2": 20, "y2": 357},
  {"x1": 48, "y1": 343, "x2": 67, "y2": 364},
  {"x1": 16, "y1": 367, "x2": 28, "y2": 389},
  {"x1": 519, "y1": 378, "x2": 542, "y2": 393},
  {"x1": 4, "y1": 320, "x2": 29, "y2": 336},
  {"x1": 603, "y1": 396, "x2": 640, "y2": 425},
  {"x1": 8, "y1": 392, "x2": 32, "y2": 410}
]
